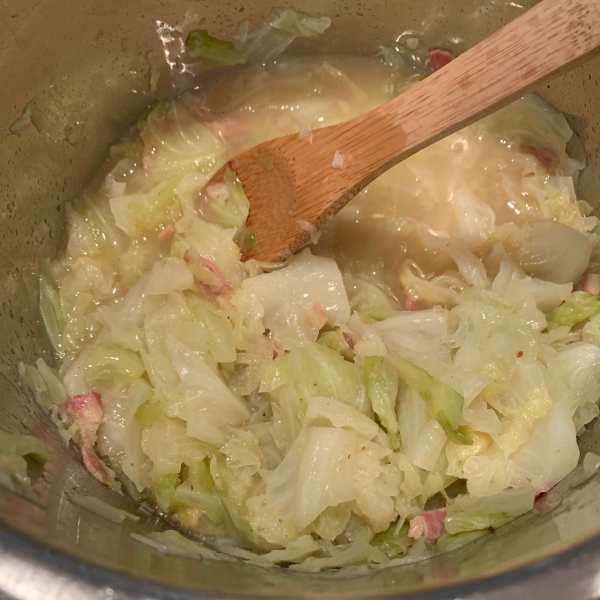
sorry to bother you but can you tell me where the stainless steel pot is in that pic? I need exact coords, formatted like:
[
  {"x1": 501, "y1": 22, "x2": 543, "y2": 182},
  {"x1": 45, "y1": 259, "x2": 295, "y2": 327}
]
[{"x1": 2, "y1": 0, "x2": 600, "y2": 598}]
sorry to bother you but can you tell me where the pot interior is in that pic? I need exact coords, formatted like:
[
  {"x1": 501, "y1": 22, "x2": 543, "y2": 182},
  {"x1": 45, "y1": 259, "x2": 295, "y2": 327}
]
[{"x1": 1, "y1": 0, "x2": 600, "y2": 598}]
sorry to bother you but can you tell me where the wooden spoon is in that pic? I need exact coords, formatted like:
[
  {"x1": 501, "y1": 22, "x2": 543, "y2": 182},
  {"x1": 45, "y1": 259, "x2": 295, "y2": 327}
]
[{"x1": 207, "y1": 0, "x2": 600, "y2": 262}]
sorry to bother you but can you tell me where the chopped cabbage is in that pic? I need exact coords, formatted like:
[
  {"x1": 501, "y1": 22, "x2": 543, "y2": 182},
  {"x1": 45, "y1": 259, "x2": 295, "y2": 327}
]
[
  {"x1": 511, "y1": 402, "x2": 579, "y2": 492},
  {"x1": 0, "y1": 430, "x2": 54, "y2": 464},
  {"x1": 20, "y1": 358, "x2": 68, "y2": 413},
  {"x1": 407, "y1": 419, "x2": 447, "y2": 471},
  {"x1": 131, "y1": 530, "x2": 230, "y2": 561},
  {"x1": 185, "y1": 30, "x2": 245, "y2": 68},
  {"x1": 135, "y1": 398, "x2": 164, "y2": 429},
  {"x1": 216, "y1": 534, "x2": 320, "y2": 564},
  {"x1": 0, "y1": 430, "x2": 54, "y2": 490},
  {"x1": 189, "y1": 458, "x2": 216, "y2": 493},
  {"x1": 444, "y1": 487, "x2": 535, "y2": 534},
  {"x1": 289, "y1": 539, "x2": 386, "y2": 572},
  {"x1": 266, "y1": 427, "x2": 357, "y2": 530},
  {"x1": 241, "y1": 8, "x2": 331, "y2": 64},
  {"x1": 185, "y1": 292, "x2": 237, "y2": 363},
  {"x1": 373, "y1": 310, "x2": 451, "y2": 378},
  {"x1": 364, "y1": 356, "x2": 400, "y2": 448},
  {"x1": 549, "y1": 292, "x2": 600, "y2": 327},
  {"x1": 419, "y1": 231, "x2": 489, "y2": 288},
  {"x1": 241, "y1": 249, "x2": 350, "y2": 336},
  {"x1": 171, "y1": 219, "x2": 241, "y2": 285},
  {"x1": 71, "y1": 494, "x2": 140, "y2": 524},
  {"x1": 139, "y1": 102, "x2": 225, "y2": 185},
  {"x1": 392, "y1": 356, "x2": 469, "y2": 445},
  {"x1": 347, "y1": 313, "x2": 388, "y2": 358},
  {"x1": 513, "y1": 220, "x2": 591, "y2": 284},
  {"x1": 492, "y1": 258, "x2": 572, "y2": 314},
  {"x1": 294, "y1": 427, "x2": 357, "y2": 529},
  {"x1": 95, "y1": 306, "x2": 145, "y2": 352},
  {"x1": 39, "y1": 259, "x2": 65, "y2": 356},
  {"x1": 372, "y1": 522, "x2": 412, "y2": 558},
  {"x1": 165, "y1": 336, "x2": 250, "y2": 446},
  {"x1": 84, "y1": 344, "x2": 146, "y2": 383},
  {"x1": 27, "y1": 36, "x2": 600, "y2": 568},
  {"x1": 400, "y1": 267, "x2": 464, "y2": 308},
  {"x1": 261, "y1": 338, "x2": 366, "y2": 448},
  {"x1": 145, "y1": 258, "x2": 194, "y2": 295},
  {"x1": 436, "y1": 530, "x2": 486, "y2": 553},
  {"x1": 304, "y1": 397, "x2": 379, "y2": 440},
  {"x1": 344, "y1": 277, "x2": 398, "y2": 322},
  {"x1": 354, "y1": 441, "x2": 397, "y2": 532},
  {"x1": 199, "y1": 169, "x2": 250, "y2": 231},
  {"x1": 558, "y1": 344, "x2": 600, "y2": 410},
  {"x1": 312, "y1": 504, "x2": 352, "y2": 541},
  {"x1": 111, "y1": 183, "x2": 180, "y2": 238},
  {"x1": 450, "y1": 189, "x2": 496, "y2": 245},
  {"x1": 317, "y1": 330, "x2": 354, "y2": 360},
  {"x1": 142, "y1": 415, "x2": 209, "y2": 481}
]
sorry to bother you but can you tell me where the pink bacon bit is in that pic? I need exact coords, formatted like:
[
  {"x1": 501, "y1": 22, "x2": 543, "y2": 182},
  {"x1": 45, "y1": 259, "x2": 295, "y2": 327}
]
[
  {"x1": 307, "y1": 303, "x2": 328, "y2": 330},
  {"x1": 198, "y1": 283, "x2": 221, "y2": 304},
  {"x1": 208, "y1": 115, "x2": 254, "y2": 140},
  {"x1": 67, "y1": 392, "x2": 116, "y2": 487},
  {"x1": 404, "y1": 297, "x2": 422, "y2": 311},
  {"x1": 408, "y1": 508, "x2": 447, "y2": 541},
  {"x1": 521, "y1": 145, "x2": 558, "y2": 175},
  {"x1": 67, "y1": 392, "x2": 103, "y2": 448},
  {"x1": 534, "y1": 491, "x2": 548, "y2": 513},
  {"x1": 158, "y1": 224, "x2": 175, "y2": 242},
  {"x1": 81, "y1": 446, "x2": 115, "y2": 487},
  {"x1": 184, "y1": 247, "x2": 235, "y2": 302},
  {"x1": 342, "y1": 332, "x2": 355, "y2": 350},
  {"x1": 427, "y1": 48, "x2": 454, "y2": 71},
  {"x1": 576, "y1": 273, "x2": 600, "y2": 296},
  {"x1": 271, "y1": 339, "x2": 283, "y2": 360}
]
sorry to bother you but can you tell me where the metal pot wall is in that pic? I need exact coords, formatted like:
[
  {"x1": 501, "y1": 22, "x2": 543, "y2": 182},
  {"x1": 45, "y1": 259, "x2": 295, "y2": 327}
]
[{"x1": 1, "y1": 0, "x2": 600, "y2": 598}]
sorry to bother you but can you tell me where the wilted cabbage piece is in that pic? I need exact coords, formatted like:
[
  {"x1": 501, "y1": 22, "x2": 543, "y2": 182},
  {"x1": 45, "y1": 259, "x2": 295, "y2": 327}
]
[
  {"x1": 240, "y1": 8, "x2": 331, "y2": 64},
  {"x1": 185, "y1": 30, "x2": 245, "y2": 68},
  {"x1": 242, "y1": 249, "x2": 350, "y2": 335},
  {"x1": 444, "y1": 487, "x2": 535, "y2": 535},
  {"x1": 84, "y1": 344, "x2": 146, "y2": 383},
  {"x1": 0, "y1": 430, "x2": 54, "y2": 490},
  {"x1": 392, "y1": 356, "x2": 469, "y2": 445},
  {"x1": 199, "y1": 170, "x2": 250, "y2": 231},
  {"x1": 549, "y1": 292, "x2": 600, "y2": 327},
  {"x1": 131, "y1": 530, "x2": 230, "y2": 561},
  {"x1": 185, "y1": 8, "x2": 331, "y2": 69},
  {"x1": 0, "y1": 431, "x2": 54, "y2": 465},
  {"x1": 364, "y1": 356, "x2": 400, "y2": 448},
  {"x1": 71, "y1": 494, "x2": 140, "y2": 524}
]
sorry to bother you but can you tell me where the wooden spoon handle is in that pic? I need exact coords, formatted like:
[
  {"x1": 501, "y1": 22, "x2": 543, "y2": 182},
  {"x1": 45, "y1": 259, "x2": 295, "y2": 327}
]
[
  {"x1": 317, "y1": 0, "x2": 600, "y2": 190},
  {"x1": 221, "y1": 0, "x2": 600, "y2": 262}
]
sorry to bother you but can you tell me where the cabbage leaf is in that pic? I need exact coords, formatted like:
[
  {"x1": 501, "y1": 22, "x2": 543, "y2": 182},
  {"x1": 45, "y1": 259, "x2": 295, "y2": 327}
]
[
  {"x1": 185, "y1": 30, "x2": 245, "y2": 68},
  {"x1": 165, "y1": 336, "x2": 250, "y2": 446},
  {"x1": 549, "y1": 291, "x2": 600, "y2": 327},
  {"x1": 242, "y1": 8, "x2": 331, "y2": 65},
  {"x1": 199, "y1": 169, "x2": 250, "y2": 231},
  {"x1": 444, "y1": 487, "x2": 535, "y2": 534},
  {"x1": 242, "y1": 249, "x2": 350, "y2": 334},
  {"x1": 364, "y1": 356, "x2": 400, "y2": 448},
  {"x1": 392, "y1": 356, "x2": 470, "y2": 445},
  {"x1": 84, "y1": 344, "x2": 146, "y2": 383}
]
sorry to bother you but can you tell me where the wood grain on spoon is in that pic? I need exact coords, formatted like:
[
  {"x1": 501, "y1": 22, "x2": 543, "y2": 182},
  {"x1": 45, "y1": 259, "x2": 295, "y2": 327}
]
[{"x1": 207, "y1": 0, "x2": 600, "y2": 262}]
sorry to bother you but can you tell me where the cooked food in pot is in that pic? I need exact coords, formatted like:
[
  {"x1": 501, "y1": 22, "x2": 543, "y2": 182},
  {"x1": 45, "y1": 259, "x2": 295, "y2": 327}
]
[{"x1": 19, "y1": 8, "x2": 600, "y2": 569}]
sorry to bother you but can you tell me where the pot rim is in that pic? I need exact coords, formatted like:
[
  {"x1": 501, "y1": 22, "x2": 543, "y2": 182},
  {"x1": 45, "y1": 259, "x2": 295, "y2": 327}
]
[{"x1": 1, "y1": 520, "x2": 600, "y2": 600}]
